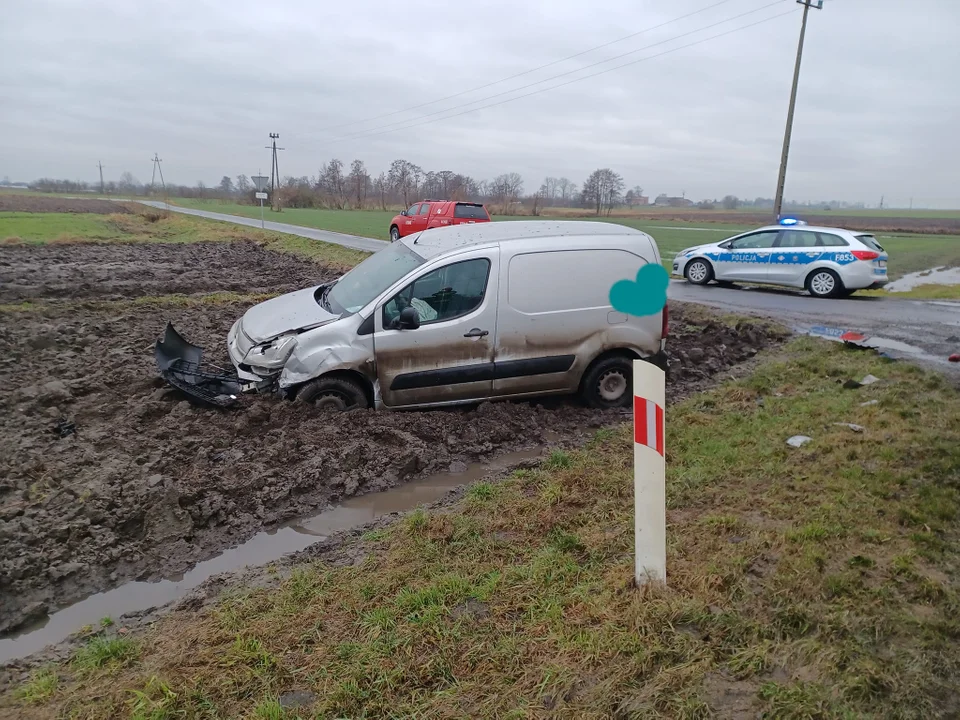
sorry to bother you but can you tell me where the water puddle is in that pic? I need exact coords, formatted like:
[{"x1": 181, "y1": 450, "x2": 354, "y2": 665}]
[
  {"x1": 887, "y1": 266, "x2": 960, "y2": 292},
  {"x1": 806, "y1": 325, "x2": 944, "y2": 364},
  {"x1": 0, "y1": 446, "x2": 546, "y2": 664}
]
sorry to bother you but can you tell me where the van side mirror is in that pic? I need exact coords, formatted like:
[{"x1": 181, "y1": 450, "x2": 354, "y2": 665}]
[
  {"x1": 398, "y1": 306, "x2": 420, "y2": 330},
  {"x1": 400, "y1": 210, "x2": 407, "y2": 216}
]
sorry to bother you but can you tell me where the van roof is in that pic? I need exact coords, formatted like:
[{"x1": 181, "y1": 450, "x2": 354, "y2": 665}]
[{"x1": 404, "y1": 220, "x2": 647, "y2": 259}]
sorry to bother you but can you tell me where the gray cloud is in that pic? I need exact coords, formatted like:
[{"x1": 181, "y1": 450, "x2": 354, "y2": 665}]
[{"x1": 2, "y1": 0, "x2": 958, "y2": 205}]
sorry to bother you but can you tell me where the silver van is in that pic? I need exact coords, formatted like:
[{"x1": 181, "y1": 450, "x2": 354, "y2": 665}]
[{"x1": 228, "y1": 221, "x2": 667, "y2": 411}]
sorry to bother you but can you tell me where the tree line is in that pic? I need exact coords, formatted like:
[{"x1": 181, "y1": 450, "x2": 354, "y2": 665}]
[{"x1": 28, "y1": 161, "x2": 640, "y2": 216}]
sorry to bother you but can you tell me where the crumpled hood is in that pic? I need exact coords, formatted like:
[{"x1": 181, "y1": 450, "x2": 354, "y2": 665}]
[{"x1": 240, "y1": 285, "x2": 339, "y2": 342}]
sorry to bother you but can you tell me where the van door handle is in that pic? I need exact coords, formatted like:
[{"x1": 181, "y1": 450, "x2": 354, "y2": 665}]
[{"x1": 463, "y1": 328, "x2": 489, "y2": 338}]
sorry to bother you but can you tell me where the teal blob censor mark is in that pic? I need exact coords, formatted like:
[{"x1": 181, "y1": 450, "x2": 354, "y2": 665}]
[{"x1": 609, "y1": 264, "x2": 669, "y2": 317}]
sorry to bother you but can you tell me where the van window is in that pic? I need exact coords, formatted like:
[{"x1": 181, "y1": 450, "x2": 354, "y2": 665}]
[
  {"x1": 508, "y1": 250, "x2": 644, "y2": 314},
  {"x1": 383, "y1": 258, "x2": 490, "y2": 327},
  {"x1": 418, "y1": 203, "x2": 431, "y2": 215},
  {"x1": 454, "y1": 204, "x2": 489, "y2": 220}
]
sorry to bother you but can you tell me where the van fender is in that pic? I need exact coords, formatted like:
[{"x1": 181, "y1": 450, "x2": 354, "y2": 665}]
[{"x1": 278, "y1": 342, "x2": 374, "y2": 390}]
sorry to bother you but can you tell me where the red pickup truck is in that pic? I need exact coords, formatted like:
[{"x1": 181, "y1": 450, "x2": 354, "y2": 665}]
[{"x1": 389, "y1": 200, "x2": 491, "y2": 241}]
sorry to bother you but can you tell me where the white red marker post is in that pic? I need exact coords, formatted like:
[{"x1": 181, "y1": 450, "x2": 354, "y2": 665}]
[{"x1": 633, "y1": 359, "x2": 666, "y2": 586}]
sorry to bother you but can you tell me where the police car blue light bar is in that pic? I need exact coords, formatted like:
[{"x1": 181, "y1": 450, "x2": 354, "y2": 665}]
[{"x1": 779, "y1": 217, "x2": 807, "y2": 226}]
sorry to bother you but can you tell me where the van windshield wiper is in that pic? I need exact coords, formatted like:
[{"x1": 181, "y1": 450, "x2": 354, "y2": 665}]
[{"x1": 318, "y1": 281, "x2": 336, "y2": 311}]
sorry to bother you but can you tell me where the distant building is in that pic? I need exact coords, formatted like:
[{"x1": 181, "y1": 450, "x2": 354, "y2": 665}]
[
  {"x1": 654, "y1": 194, "x2": 694, "y2": 208},
  {"x1": 626, "y1": 194, "x2": 649, "y2": 206}
]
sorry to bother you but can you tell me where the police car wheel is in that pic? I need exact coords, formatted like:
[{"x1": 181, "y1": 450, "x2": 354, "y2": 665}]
[
  {"x1": 685, "y1": 259, "x2": 713, "y2": 285},
  {"x1": 807, "y1": 269, "x2": 842, "y2": 298}
]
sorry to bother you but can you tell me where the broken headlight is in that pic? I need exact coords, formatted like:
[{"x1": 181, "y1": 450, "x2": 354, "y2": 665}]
[{"x1": 247, "y1": 334, "x2": 298, "y2": 370}]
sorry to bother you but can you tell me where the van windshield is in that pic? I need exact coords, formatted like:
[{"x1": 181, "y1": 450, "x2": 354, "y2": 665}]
[{"x1": 325, "y1": 242, "x2": 425, "y2": 315}]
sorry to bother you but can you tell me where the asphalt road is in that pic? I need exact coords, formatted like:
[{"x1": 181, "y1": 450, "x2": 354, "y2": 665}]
[
  {"x1": 669, "y1": 280, "x2": 960, "y2": 369},
  {"x1": 139, "y1": 200, "x2": 389, "y2": 253},
  {"x1": 140, "y1": 202, "x2": 958, "y2": 368}
]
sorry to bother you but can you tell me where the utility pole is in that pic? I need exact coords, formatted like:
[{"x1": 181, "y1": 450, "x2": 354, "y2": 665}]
[
  {"x1": 98, "y1": 161, "x2": 105, "y2": 194},
  {"x1": 266, "y1": 133, "x2": 284, "y2": 212},
  {"x1": 150, "y1": 153, "x2": 168, "y2": 208},
  {"x1": 773, "y1": 0, "x2": 823, "y2": 221},
  {"x1": 879, "y1": 195, "x2": 884, "y2": 210}
]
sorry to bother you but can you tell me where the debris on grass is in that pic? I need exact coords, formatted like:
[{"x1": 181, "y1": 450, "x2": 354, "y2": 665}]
[
  {"x1": 6, "y1": 338, "x2": 958, "y2": 718},
  {"x1": 833, "y1": 422, "x2": 865, "y2": 433},
  {"x1": 786, "y1": 435, "x2": 812, "y2": 448}
]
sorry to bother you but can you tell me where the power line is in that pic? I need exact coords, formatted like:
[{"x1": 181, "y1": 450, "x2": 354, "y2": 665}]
[
  {"x1": 316, "y1": 0, "x2": 740, "y2": 134},
  {"x1": 320, "y1": 0, "x2": 791, "y2": 146},
  {"x1": 323, "y1": 5, "x2": 797, "y2": 147}
]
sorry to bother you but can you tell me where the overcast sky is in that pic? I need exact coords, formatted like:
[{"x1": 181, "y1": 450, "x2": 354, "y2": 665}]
[{"x1": 2, "y1": 0, "x2": 958, "y2": 205}]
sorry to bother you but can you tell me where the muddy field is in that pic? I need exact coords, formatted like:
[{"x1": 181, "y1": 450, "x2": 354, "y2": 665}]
[
  {"x1": 0, "y1": 195, "x2": 133, "y2": 214},
  {"x1": 0, "y1": 241, "x2": 333, "y2": 303},
  {"x1": 0, "y1": 239, "x2": 781, "y2": 636}
]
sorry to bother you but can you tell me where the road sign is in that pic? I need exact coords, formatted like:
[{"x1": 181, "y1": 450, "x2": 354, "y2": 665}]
[
  {"x1": 633, "y1": 359, "x2": 666, "y2": 586},
  {"x1": 251, "y1": 175, "x2": 270, "y2": 191},
  {"x1": 255, "y1": 192, "x2": 268, "y2": 200}
]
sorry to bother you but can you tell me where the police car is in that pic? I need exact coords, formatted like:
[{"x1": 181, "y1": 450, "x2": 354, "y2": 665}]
[{"x1": 672, "y1": 219, "x2": 889, "y2": 298}]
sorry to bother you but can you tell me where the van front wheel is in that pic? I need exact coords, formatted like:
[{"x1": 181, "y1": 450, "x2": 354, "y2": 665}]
[
  {"x1": 296, "y1": 376, "x2": 369, "y2": 412},
  {"x1": 580, "y1": 356, "x2": 633, "y2": 409}
]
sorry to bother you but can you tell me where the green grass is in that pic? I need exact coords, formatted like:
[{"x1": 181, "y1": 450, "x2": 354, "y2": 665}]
[
  {"x1": 168, "y1": 200, "x2": 960, "y2": 282},
  {"x1": 13, "y1": 668, "x2": 58, "y2": 705},
  {"x1": 9, "y1": 338, "x2": 960, "y2": 718},
  {"x1": 71, "y1": 636, "x2": 140, "y2": 673}
]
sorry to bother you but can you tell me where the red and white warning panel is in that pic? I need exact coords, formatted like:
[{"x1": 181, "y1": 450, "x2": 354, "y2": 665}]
[
  {"x1": 634, "y1": 395, "x2": 664, "y2": 456},
  {"x1": 633, "y1": 359, "x2": 666, "y2": 586}
]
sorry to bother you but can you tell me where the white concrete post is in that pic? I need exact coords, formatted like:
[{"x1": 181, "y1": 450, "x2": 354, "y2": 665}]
[{"x1": 633, "y1": 359, "x2": 666, "y2": 586}]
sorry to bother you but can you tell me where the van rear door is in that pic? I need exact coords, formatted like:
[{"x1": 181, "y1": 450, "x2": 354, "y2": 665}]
[{"x1": 492, "y1": 247, "x2": 659, "y2": 398}]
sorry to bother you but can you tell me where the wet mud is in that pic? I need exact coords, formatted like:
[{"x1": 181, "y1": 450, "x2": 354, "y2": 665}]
[
  {"x1": 0, "y1": 195, "x2": 133, "y2": 214},
  {"x1": 0, "y1": 241, "x2": 332, "y2": 303},
  {"x1": 0, "y1": 241, "x2": 782, "y2": 640}
]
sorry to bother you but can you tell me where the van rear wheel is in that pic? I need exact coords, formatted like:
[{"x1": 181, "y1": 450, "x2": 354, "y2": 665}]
[
  {"x1": 581, "y1": 356, "x2": 633, "y2": 409},
  {"x1": 296, "y1": 376, "x2": 369, "y2": 412}
]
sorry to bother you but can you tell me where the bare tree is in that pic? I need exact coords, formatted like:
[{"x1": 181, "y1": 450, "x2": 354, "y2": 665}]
[
  {"x1": 543, "y1": 177, "x2": 559, "y2": 203},
  {"x1": 581, "y1": 168, "x2": 625, "y2": 215},
  {"x1": 375, "y1": 172, "x2": 388, "y2": 211},
  {"x1": 219, "y1": 176, "x2": 234, "y2": 196},
  {"x1": 557, "y1": 177, "x2": 575, "y2": 205},
  {"x1": 722, "y1": 195, "x2": 739, "y2": 210},
  {"x1": 235, "y1": 174, "x2": 251, "y2": 195},
  {"x1": 531, "y1": 184, "x2": 548, "y2": 216},
  {"x1": 319, "y1": 159, "x2": 347, "y2": 209},
  {"x1": 490, "y1": 172, "x2": 524, "y2": 214},
  {"x1": 388, "y1": 159, "x2": 416, "y2": 206},
  {"x1": 348, "y1": 159, "x2": 369, "y2": 209},
  {"x1": 197, "y1": 180, "x2": 206, "y2": 199}
]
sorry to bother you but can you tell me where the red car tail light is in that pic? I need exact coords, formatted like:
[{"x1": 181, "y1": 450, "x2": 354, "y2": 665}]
[{"x1": 851, "y1": 250, "x2": 880, "y2": 261}]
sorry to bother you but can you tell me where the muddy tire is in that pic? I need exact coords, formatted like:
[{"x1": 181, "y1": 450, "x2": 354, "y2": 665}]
[
  {"x1": 580, "y1": 355, "x2": 633, "y2": 409},
  {"x1": 389, "y1": 226, "x2": 400, "y2": 242},
  {"x1": 296, "y1": 376, "x2": 369, "y2": 412},
  {"x1": 685, "y1": 258, "x2": 713, "y2": 285},
  {"x1": 807, "y1": 268, "x2": 843, "y2": 298}
]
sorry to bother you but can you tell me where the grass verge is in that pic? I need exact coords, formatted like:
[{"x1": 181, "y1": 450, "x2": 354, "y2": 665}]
[
  {"x1": 4, "y1": 339, "x2": 959, "y2": 718},
  {"x1": 860, "y1": 284, "x2": 960, "y2": 301}
]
